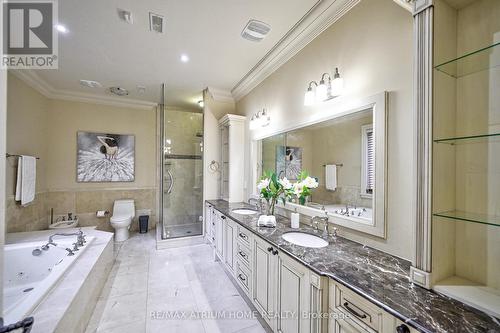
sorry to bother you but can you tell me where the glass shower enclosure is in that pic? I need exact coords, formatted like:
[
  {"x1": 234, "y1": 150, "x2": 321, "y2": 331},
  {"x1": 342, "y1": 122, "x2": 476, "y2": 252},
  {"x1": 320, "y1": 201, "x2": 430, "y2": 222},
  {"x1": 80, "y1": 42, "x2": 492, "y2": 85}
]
[{"x1": 159, "y1": 84, "x2": 204, "y2": 240}]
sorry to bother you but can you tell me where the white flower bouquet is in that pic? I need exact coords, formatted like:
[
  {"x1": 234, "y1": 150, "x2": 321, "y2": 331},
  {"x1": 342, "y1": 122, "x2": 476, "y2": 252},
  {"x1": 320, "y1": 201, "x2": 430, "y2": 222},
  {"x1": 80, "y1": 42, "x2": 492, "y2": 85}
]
[{"x1": 257, "y1": 170, "x2": 319, "y2": 216}]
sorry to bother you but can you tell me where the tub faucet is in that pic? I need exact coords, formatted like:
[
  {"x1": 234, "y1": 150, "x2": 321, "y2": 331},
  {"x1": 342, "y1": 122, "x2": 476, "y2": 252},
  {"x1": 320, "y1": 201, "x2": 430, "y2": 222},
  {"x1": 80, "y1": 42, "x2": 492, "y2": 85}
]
[{"x1": 45, "y1": 229, "x2": 85, "y2": 249}]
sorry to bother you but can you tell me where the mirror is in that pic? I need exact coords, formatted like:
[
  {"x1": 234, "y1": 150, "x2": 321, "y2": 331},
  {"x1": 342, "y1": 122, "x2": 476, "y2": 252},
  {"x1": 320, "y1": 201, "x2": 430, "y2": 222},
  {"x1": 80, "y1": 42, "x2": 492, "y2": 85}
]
[{"x1": 257, "y1": 92, "x2": 387, "y2": 237}]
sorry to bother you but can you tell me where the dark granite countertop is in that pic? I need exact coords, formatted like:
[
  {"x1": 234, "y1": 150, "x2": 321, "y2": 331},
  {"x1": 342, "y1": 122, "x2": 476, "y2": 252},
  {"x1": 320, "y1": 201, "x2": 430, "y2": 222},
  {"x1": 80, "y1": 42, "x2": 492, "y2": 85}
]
[{"x1": 207, "y1": 200, "x2": 500, "y2": 333}]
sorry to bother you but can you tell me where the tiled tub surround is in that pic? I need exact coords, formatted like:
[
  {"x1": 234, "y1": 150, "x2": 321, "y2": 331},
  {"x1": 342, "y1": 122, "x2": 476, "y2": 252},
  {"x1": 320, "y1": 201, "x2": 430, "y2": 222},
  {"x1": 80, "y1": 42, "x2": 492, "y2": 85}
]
[
  {"x1": 6, "y1": 188, "x2": 156, "y2": 233},
  {"x1": 207, "y1": 200, "x2": 500, "y2": 333},
  {"x1": 5, "y1": 227, "x2": 114, "y2": 333}
]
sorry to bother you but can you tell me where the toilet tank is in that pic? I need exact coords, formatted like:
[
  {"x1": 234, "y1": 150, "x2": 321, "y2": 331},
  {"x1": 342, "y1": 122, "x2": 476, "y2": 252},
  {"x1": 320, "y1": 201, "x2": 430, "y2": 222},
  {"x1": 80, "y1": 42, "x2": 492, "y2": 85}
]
[{"x1": 113, "y1": 199, "x2": 135, "y2": 218}]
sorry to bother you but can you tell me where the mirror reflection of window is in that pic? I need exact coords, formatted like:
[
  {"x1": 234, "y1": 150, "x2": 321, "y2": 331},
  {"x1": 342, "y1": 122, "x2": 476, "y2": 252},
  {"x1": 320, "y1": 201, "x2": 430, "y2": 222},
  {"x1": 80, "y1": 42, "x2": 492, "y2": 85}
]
[{"x1": 361, "y1": 125, "x2": 374, "y2": 197}]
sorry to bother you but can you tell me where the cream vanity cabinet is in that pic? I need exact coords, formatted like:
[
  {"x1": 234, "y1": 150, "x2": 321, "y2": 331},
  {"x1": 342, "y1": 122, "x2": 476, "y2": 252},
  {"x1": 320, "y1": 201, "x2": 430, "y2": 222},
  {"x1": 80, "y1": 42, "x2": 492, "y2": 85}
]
[
  {"x1": 252, "y1": 236, "x2": 328, "y2": 333},
  {"x1": 218, "y1": 114, "x2": 246, "y2": 202},
  {"x1": 212, "y1": 210, "x2": 328, "y2": 333},
  {"x1": 204, "y1": 203, "x2": 215, "y2": 244},
  {"x1": 328, "y1": 280, "x2": 418, "y2": 333},
  {"x1": 214, "y1": 211, "x2": 225, "y2": 258},
  {"x1": 223, "y1": 218, "x2": 237, "y2": 274}
]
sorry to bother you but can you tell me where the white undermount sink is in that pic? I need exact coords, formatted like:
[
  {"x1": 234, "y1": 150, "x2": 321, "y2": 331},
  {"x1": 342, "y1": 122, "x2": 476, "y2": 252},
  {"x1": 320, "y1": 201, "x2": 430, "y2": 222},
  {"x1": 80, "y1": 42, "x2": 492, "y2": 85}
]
[
  {"x1": 282, "y1": 232, "x2": 329, "y2": 248},
  {"x1": 232, "y1": 208, "x2": 258, "y2": 215}
]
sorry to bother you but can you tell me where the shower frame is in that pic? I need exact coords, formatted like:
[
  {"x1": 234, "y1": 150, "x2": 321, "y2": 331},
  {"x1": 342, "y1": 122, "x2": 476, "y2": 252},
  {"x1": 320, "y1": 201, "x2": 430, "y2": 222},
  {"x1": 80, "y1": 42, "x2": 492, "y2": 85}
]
[{"x1": 158, "y1": 83, "x2": 205, "y2": 240}]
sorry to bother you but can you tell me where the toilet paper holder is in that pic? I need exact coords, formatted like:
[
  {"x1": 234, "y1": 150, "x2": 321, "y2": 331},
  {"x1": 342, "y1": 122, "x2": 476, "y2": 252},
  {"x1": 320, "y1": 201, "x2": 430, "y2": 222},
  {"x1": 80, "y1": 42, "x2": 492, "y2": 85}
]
[{"x1": 96, "y1": 210, "x2": 110, "y2": 217}]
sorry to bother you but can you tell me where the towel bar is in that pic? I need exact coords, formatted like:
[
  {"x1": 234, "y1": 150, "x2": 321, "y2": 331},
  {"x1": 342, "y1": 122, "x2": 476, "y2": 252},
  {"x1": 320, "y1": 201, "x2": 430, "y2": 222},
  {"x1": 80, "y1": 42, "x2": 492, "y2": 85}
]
[
  {"x1": 6, "y1": 153, "x2": 40, "y2": 160},
  {"x1": 322, "y1": 163, "x2": 343, "y2": 167}
]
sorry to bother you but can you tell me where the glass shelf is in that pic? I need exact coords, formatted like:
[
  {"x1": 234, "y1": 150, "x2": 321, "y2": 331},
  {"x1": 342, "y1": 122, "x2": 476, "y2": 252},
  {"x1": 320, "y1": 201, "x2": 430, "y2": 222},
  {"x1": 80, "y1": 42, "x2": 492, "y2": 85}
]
[
  {"x1": 433, "y1": 210, "x2": 500, "y2": 227},
  {"x1": 434, "y1": 133, "x2": 500, "y2": 144},
  {"x1": 434, "y1": 42, "x2": 500, "y2": 78}
]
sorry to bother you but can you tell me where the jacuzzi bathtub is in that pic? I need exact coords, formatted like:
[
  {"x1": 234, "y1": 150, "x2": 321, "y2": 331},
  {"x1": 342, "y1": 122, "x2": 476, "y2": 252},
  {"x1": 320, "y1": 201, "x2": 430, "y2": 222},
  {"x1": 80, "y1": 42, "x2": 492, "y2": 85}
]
[
  {"x1": 3, "y1": 236, "x2": 95, "y2": 324},
  {"x1": 307, "y1": 202, "x2": 373, "y2": 224}
]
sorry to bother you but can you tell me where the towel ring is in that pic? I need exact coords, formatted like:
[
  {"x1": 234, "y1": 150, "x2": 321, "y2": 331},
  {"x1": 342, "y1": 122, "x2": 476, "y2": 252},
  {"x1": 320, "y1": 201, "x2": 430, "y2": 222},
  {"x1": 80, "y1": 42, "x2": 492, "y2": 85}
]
[{"x1": 209, "y1": 160, "x2": 220, "y2": 172}]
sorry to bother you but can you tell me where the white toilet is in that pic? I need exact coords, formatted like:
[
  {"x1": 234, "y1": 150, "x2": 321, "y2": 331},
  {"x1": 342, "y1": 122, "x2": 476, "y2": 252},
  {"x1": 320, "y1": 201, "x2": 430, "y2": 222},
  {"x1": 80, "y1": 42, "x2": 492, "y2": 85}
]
[{"x1": 110, "y1": 199, "x2": 135, "y2": 242}]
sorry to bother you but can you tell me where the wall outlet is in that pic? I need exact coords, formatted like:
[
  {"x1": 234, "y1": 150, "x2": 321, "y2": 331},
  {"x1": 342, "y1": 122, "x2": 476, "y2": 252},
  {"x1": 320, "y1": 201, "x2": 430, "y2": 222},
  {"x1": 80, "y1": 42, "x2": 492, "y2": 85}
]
[{"x1": 136, "y1": 209, "x2": 152, "y2": 217}]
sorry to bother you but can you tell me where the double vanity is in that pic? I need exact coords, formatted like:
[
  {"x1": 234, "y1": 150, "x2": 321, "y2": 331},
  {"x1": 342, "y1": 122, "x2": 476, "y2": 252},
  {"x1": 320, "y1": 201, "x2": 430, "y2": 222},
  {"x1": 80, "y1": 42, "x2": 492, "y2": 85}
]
[{"x1": 205, "y1": 200, "x2": 500, "y2": 333}]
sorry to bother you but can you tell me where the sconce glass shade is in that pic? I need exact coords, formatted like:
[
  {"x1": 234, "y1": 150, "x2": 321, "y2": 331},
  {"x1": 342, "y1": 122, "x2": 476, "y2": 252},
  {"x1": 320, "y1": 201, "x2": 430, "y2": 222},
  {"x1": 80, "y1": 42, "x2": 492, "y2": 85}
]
[
  {"x1": 316, "y1": 82, "x2": 328, "y2": 102},
  {"x1": 304, "y1": 88, "x2": 315, "y2": 106},
  {"x1": 261, "y1": 114, "x2": 270, "y2": 127},
  {"x1": 249, "y1": 116, "x2": 258, "y2": 130},
  {"x1": 331, "y1": 68, "x2": 343, "y2": 97}
]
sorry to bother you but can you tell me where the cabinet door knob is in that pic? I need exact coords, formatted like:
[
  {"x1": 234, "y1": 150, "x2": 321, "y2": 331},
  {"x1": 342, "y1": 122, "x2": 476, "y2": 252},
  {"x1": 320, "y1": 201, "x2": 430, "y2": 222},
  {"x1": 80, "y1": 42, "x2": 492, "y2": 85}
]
[
  {"x1": 239, "y1": 233, "x2": 247, "y2": 239},
  {"x1": 221, "y1": 216, "x2": 226, "y2": 220},
  {"x1": 272, "y1": 249, "x2": 278, "y2": 255},
  {"x1": 267, "y1": 247, "x2": 273, "y2": 252},
  {"x1": 396, "y1": 324, "x2": 410, "y2": 333},
  {"x1": 238, "y1": 251, "x2": 247, "y2": 258}
]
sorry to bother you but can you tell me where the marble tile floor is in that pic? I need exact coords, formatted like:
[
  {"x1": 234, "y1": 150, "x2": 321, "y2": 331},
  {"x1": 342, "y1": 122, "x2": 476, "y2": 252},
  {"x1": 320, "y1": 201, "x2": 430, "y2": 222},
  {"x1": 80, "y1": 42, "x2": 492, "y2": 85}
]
[{"x1": 85, "y1": 231, "x2": 269, "y2": 333}]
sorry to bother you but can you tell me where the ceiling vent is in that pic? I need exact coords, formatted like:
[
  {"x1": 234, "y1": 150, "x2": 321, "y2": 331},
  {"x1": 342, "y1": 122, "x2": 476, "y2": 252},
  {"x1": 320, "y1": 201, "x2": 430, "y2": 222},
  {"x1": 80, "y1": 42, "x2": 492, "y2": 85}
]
[
  {"x1": 80, "y1": 80, "x2": 102, "y2": 88},
  {"x1": 109, "y1": 87, "x2": 129, "y2": 96},
  {"x1": 241, "y1": 20, "x2": 271, "y2": 42},
  {"x1": 149, "y1": 12, "x2": 165, "y2": 33}
]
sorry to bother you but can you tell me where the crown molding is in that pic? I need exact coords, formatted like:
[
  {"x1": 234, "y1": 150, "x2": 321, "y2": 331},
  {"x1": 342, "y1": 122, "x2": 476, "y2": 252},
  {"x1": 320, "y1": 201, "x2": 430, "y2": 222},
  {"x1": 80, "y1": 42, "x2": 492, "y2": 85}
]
[
  {"x1": 10, "y1": 70, "x2": 157, "y2": 111},
  {"x1": 206, "y1": 86, "x2": 235, "y2": 104},
  {"x1": 231, "y1": 0, "x2": 360, "y2": 101}
]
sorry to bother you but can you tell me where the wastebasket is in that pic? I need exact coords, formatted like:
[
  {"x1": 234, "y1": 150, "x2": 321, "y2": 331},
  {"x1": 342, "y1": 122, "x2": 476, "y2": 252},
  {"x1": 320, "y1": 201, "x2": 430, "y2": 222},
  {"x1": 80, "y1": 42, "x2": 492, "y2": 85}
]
[{"x1": 139, "y1": 215, "x2": 149, "y2": 234}]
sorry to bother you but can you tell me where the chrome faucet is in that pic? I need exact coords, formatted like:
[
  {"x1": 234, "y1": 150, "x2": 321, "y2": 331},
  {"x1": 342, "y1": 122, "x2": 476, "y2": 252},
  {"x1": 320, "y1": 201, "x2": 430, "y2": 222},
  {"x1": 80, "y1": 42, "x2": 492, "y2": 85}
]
[
  {"x1": 248, "y1": 198, "x2": 263, "y2": 212},
  {"x1": 43, "y1": 229, "x2": 86, "y2": 250},
  {"x1": 311, "y1": 216, "x2": 328, "y2": 231}
]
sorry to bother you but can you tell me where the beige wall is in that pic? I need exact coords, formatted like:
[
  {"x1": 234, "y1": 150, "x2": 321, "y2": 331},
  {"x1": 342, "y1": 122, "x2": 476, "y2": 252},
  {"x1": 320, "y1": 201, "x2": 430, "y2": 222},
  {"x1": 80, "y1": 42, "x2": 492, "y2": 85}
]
[
  {"x1": 46, "y1": 99, "x2": 156, "y2": 191},
  {"x1": 5, "y1": 73, "x2": 158, "y2": 233},
  {"x1": 237, "y1": 0, "x2": 414, "y2": 260},
  {"x1": 6, "y1": 74, "x2": 49, "y2": 195}
]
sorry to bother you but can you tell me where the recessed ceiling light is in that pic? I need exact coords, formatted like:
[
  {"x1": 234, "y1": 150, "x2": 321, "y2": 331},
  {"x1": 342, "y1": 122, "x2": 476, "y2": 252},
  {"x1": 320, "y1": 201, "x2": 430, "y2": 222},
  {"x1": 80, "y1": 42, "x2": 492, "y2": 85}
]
[
  {"x1": 197, "y1": 100, "x2": 204, "y2": 108},
  {"x1": 55, "y1": 24, "x2": 68, "y2": 33},
  {"x1": 80, "y1": 80, "x2": 102, "y2": 88},
  {"x1": 180, "y1": 54, "x2": 189, "y2": 63}
]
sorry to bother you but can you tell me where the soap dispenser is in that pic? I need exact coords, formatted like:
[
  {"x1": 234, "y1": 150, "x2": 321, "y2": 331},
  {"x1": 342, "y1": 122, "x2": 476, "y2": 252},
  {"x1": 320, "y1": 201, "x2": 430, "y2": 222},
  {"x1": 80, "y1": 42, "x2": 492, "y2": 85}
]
[{"x1": 291, "y1": 208, "x2": 300, "y2": 229}]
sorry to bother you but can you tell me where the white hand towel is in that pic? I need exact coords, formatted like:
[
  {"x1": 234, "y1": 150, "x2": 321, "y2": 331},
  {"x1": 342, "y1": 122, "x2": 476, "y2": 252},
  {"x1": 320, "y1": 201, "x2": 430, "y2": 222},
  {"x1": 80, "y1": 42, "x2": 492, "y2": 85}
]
[
  {"x1": 325, "y1": 164, "x2": 337, "y2": 191},
  {"x1": 15, "y1": 155, "x2": 36, "y2": 206}
]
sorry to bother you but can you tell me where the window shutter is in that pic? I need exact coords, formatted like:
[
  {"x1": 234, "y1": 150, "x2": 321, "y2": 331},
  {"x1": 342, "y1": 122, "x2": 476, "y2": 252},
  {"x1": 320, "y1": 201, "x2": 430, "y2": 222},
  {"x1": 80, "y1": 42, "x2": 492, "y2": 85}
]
[{"x1": 366, "y1": 129, "x2": 374, "y2": 194}]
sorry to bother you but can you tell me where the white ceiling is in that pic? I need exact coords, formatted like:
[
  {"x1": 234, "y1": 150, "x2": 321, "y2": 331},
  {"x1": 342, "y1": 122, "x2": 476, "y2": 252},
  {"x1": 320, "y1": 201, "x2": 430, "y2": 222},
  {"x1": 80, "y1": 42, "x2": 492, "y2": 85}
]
[
  {"x1": 444, "y1": 0, "x2": 478, "y2": 9},
  {"x1": 32, "y1": 0, "x2": 320, "y2": 109}
]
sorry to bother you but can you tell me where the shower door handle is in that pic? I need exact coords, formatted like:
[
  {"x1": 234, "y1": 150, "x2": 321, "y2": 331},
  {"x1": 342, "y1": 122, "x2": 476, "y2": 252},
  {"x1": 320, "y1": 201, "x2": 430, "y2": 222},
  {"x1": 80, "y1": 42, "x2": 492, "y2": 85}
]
[{"x1": 166, "y1": 169, "x2": 174, "y2": 194}]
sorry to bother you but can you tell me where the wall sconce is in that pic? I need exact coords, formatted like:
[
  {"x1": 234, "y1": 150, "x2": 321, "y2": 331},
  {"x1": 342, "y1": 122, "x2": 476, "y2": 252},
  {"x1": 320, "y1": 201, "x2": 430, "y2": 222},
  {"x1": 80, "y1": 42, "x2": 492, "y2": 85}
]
[
  {"x1": 331, "y1": 67, "x2": 343, "y2": 97},
  {"x1": 249, "y1": 108, "x2": 270, "y2": 130},
  {"x1": 304, "y1": 67, "x2": 343, "y2": 106},
  {"x1": 304, "y1": 81, "x2": 317, "y2": 106}
]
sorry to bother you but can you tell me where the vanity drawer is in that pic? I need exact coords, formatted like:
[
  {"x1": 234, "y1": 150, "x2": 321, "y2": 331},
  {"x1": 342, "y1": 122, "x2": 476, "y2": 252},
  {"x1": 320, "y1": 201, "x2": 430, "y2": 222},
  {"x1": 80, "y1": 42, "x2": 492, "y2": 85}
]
[
  {"x1": 237, "y1": 225, "x2": 252, "y2": 247},
  {"x1": 330, "y1": 281, "x2": 383, "y2": 332},
  {"x1": 236, "y1": 241, "x2": 251, "y2": 267},
  {"x1": 235, "y1": 260, "x2": 251, "y2": 295}
]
